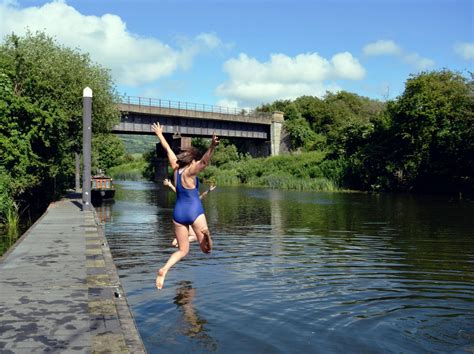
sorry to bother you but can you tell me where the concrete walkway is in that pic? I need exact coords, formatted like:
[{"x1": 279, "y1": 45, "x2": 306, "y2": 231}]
[{"x1": 0, "y1": 197, "x2": 145, "y2": 353}]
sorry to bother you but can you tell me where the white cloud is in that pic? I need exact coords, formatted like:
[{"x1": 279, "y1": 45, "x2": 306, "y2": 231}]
[
  {"x1": 403, "y1": 53, "x2": 435, "y2": 70},
  {"x1": 363, "y1": 40, "x2": 402, "y2": 56},
  {"x1": 216, "y1": 98, "x2": 239, "y2": 108},
  {"x1": 216, "y1": 52, "x2": 363, "y2": 107},
  {"x1": 196, "y1": 33, "x2": 222, "y2": 49},
  {"x1": 331, "y1": 52, "x2": 366, "y2": 80},
  {"x1": 363, "y1": 39, "x2": 434, "y2": 71},
  {"x1": 454, "y1": 42, "x2": 474, "y2": 60},
  {"x1": 0, "y1": 1, "x2": 224, "y2": 86}
]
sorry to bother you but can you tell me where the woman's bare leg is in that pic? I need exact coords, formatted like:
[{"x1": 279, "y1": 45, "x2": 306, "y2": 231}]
[
  {"x1": 191, "y1": 214, "x2": 212, "y2": 254},
  {"x1": 157, "y1": 221, "x2": 190, "y2": 289}
]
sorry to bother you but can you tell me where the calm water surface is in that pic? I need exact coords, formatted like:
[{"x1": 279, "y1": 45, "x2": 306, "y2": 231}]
[{"x1": 100, "y1": 181, "x2": 474, "y2": 353}]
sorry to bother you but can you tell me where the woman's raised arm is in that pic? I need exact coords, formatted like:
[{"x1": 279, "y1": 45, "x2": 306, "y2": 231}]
[
  {"x1": 152, "y1": 123, "x2": 179, "y2": 170},
  {"x1": 189, "y1": 133, "x2": 220, "y2": 176}
]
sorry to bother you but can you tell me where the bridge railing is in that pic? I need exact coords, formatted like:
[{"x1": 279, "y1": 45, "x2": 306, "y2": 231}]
[{"x1": 119, "y1": 96, "x2": 273, "y2": 120}]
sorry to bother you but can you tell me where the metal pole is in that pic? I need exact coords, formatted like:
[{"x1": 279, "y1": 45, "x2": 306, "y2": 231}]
[
  {"x1": 82, "y1": 87, "x2": 93, "y2": 211},
  {"x1": 75, "y1": 152, "x2": 80, "y2": 193}
]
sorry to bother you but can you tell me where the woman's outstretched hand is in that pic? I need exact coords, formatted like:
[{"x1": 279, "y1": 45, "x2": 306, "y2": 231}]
[
  {"x1": 211, "y1": 133, "x2": 220, "y2": 147},
  {"x1": 152, "y1": 122, "x2": 163, "y2": 136}
]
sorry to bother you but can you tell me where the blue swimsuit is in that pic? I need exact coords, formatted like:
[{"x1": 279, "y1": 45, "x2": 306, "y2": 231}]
[{"x1": 172, "y1": 169, "x2": 205, "y2": 225}]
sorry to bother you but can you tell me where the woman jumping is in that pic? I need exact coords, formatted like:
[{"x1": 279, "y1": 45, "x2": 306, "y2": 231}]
[
  {"x1": 163, "y1": 178, "x2": 216, "y2": 248},
  {"x1": 152, "y1": 122, "x2": 219, "y2": 289}
]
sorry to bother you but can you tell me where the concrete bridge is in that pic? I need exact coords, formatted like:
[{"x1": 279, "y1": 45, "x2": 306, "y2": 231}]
[{"x1": 113, "y1": 96, "x2": 285, "y2": 156}]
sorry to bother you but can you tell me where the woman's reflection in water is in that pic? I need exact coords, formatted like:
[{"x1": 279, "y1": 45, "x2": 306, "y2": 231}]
[{"x1": 173, "y1": 281, "x2": 218, "y2": 351}]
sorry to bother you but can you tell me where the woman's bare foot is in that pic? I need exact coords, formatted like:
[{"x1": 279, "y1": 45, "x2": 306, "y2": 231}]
[
  {"x1": 156, "y1": 268, "x2": 167, "y2": 289},
  {"x1": 201, "y1": 228, "x2": 212, "y2": 254},
  {"x1": 172, "y1": 235, "x2": 197, "y2": 248}
]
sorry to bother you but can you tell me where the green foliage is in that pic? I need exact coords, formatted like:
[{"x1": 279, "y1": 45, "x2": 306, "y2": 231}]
[
  {"x1": 284, "y1": 117, "x2": 321, "y2": 151},
  {"x1": 212, "y1": 141, "x2": 240, "y2": 167},
  {"x1": 0, "y1": 31, "x2": 120, "y2": 207},
  {"x1": 92, "y1": 134, "x2": 126, "y2": 172},
  {"x1": 293, "y1": 95, "x2": 326, "y2": 128},
  {"x1": 118, "y1": 134, "x2": 157, "y2": 154},
  {"x1": 201, "y1": 165, "x2": 240, "y2": 185},
  {"x1": 203, "y1": 150, "x2": 342, "y2": 191},
  {"x1": 253, "y1": 70, "x2": 472, "y2": 194},
  {"x1": 142, "y1": 149, "x2": 157, "y2": 181},
  {"x1": 0, "y1": 168, "x2": 13, "y2": 222},
  {"x1": 0, "y1": 168, "x2": 19, "y2": 233},
  {"x1": 191, "y1": 137, "x2": 210, "y2": 154},
  {"x1": 383, "y1": 70, "x2": 473, "y2": 191},
  {"x1": 257, "y1": 99, "x2": 292, "y2": 113},
  {"x1": 108, "y1": 155, "x2": 147, "y2": 181}
]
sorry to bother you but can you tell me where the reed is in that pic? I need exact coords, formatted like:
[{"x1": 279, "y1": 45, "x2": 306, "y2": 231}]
[
  {"x1": 0, "y1": 198, "x2": 20, "y2": 236},
  {"x1": 203, "y1": 151, "x2": 343, "y2": 191},
  {"x1": 250, "y1": 173, "x2": 338, "y2": 191}
]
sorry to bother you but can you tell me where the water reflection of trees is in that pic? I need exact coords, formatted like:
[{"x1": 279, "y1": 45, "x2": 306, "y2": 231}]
[
  {"x1": 206, "y1": 187, "x2": 474, "y2": 279},
  {"x1": 173, "y1": 281, "x2": 218, "y2": 352}
]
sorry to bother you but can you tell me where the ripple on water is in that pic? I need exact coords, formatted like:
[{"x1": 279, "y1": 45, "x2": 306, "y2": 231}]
[{"x1": 103, "y1": 183, "x2": 474, "y2": 353}]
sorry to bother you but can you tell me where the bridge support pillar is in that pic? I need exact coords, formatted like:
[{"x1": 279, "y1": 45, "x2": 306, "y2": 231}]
[
  {"x1": 155, "y1": 141, "x2": 170, "y2": 181},
  {"x1": 171, "y1": 136, "x2": 192, "y2": 151},
  {"x1": 155, "y1": 157, "x2": 169, "y2": 182},
  {"x1": 270, "y1": 111, "x2": 284, "y2": 156}
]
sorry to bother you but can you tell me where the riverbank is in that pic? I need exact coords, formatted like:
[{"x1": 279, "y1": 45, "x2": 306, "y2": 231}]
[
  {"x1": 201, "y1": 151, "x2": 344, "y2": 191},
  {"x1": 109, "y1": 154, "x2": 147, "y2": 181},
  {"x1": 110, "y1": 150, "x2": 345, "y2": 191},
  {"x1": 0, "y1": 195, "x2": 145, "y2": 352}
]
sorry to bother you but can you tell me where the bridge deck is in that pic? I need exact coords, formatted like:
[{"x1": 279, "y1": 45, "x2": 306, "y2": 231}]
[
  {"x1": 115, "y1": 103, "x2": 272, "y2": 139},
  {"x1": 0, "y1": 197, "x2": 145, "y2": 353},
  {"x1": 118, "y1": 99, "x2": 273, "y2": 125}
]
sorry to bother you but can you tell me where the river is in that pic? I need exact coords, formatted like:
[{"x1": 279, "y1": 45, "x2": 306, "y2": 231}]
[{"x1": 98, "y1": 181, "x2": 474, "y2": 353}]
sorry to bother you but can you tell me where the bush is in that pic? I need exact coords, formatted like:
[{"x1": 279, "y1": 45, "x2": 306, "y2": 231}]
[{"x1": 0, "y1": 168, "x2": 19, "y2": 231}]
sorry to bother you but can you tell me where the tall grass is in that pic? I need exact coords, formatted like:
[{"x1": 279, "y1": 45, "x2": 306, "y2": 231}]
[
  {"x1": 202, "y1": 151, "x2": 345, "y2": 191},
  {"x1": 109, "y1": 156, "x2": 147, "y2": 181},
  {"x1": 254, "y1": 173, "x2": 338, "y2": 191},
  {"x1": 0, "y1": 197, "x2": 20, "y2": 237},
  {"x1": 0, "y1": 170, "x2": 20, "y2": 235}
]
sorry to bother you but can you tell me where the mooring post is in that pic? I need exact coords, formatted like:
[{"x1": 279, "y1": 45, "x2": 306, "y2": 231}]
[
  {"x1": 82, "y1": 87, "x2": 92, "y2": 210},
  {"x1": 75, "y1": 152, "x2": 80, "y2": 193}
]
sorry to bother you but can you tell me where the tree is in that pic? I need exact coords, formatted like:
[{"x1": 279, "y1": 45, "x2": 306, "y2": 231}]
[
  {"x1": 293, "y1": 95, "x2": 326, "y2": 128},
  {"x1": 384, "y1": 70, "x2": 473, "y2": 192},
  {"x1": 0, "y1": 31, "x2": 120, "y2": 202},
  {"x1": 92, "y1": 134, "x2": 126, "y2": 172},
  {"x1": 212, "y1": 140, "x2": 240, "y2": 166}
]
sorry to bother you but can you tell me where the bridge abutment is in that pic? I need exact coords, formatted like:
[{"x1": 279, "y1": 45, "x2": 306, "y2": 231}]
[{"x1": 270, "y1": 111, "x2": 284, "y2": 156}]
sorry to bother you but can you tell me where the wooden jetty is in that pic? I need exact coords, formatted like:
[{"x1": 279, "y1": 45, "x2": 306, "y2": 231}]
[{"x1": 0, "y1": 196, "x2": 145, "y2": 353}]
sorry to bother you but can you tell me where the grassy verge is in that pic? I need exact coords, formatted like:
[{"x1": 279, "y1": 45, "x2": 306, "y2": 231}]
[
  {"x1": 109, "y1": 155, "x2": 147, "y2": 181},
  {"x1": 201, "y1": 151, "x2": 346, "y2": 191}
]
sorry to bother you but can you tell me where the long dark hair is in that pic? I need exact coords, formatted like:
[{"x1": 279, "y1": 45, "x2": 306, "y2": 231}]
[{"x1": 176, "y1": 147, "x2": 202, "y2": 168}]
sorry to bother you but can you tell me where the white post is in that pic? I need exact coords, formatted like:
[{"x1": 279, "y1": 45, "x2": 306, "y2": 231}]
[{"x1": 82, "y1": 87, "x2": 93, "y2": 210}]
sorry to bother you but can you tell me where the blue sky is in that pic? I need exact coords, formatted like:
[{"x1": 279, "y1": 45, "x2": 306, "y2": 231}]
[{"x1": 1, "y1": 0, "x2": 473, "y2": 108}]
